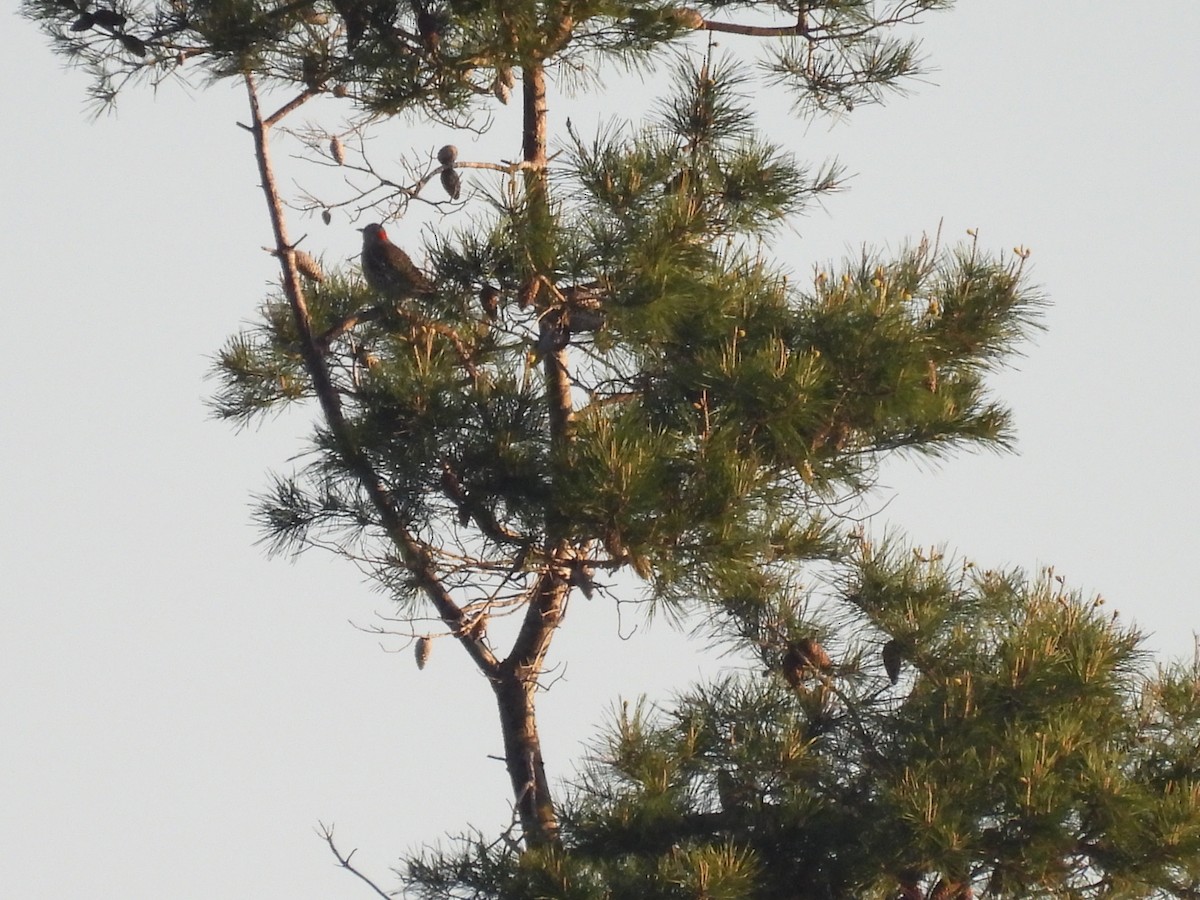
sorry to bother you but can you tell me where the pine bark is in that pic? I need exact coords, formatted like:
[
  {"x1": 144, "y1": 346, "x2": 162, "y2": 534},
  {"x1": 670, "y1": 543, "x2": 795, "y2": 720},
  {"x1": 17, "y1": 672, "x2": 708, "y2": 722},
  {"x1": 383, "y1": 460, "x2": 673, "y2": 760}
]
[{"x1": 486, "y1": 59, "x2": 568, "y2": 848}]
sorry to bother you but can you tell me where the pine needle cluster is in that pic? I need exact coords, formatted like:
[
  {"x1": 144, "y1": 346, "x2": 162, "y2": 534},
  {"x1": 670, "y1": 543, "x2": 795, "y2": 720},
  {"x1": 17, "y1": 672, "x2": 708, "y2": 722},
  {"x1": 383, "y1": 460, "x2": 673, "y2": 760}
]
[{"x1": 405, "y1": 549, "x2": 1200, "y2": 899}]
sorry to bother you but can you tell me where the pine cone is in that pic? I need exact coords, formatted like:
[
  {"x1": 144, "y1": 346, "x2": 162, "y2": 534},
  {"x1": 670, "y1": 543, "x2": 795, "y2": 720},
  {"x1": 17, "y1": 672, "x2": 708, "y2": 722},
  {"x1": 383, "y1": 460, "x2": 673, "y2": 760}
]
[
  {"x1": 294, "y1": 250, "x2": 325, "y2": 284},
  {"x1": 415, "y1": 636, "x2": 432, "y2": 670},
  {"x1": 882, "y1": 639, "x2": 904, "y2": 685}
]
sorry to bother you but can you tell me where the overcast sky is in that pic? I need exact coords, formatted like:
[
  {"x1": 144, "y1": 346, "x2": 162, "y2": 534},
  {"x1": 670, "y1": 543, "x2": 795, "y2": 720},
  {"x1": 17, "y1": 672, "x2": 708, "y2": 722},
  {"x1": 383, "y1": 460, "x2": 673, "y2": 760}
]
[{"x1": 3, "y1": 2, "x2": 1199, "y2": 897}]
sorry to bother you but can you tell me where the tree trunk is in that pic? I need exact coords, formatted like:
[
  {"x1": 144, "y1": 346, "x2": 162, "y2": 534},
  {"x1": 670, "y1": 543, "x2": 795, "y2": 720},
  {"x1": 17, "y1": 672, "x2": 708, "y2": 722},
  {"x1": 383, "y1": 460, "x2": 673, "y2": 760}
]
[
  {"x1": 493, "y1": 662, "x2": 560, "y2": 847},
  {"x1": 486, "y1": 60, "x2": 569, "y2": 849}
]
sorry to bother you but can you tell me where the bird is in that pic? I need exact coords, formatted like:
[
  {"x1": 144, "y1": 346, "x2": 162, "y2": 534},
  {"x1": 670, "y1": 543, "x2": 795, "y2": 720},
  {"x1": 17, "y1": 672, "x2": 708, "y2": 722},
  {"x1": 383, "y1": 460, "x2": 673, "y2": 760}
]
[
  {"x1": 358, "y1": 222, "x2": 435, "y2": 299},
  {"x1": 782, "y1": 638, "x2": 832, "y2": 688}
]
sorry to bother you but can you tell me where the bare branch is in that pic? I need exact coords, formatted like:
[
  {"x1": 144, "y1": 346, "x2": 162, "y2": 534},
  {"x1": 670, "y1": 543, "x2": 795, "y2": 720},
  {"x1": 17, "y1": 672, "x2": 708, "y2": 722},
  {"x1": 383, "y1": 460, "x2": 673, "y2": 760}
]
[
  {"x1": 242, "y1": 73, "x2": 500, "y2": 677},
  {"x1": 318, "y1": 823, "x2": 392, "y2": 900}
]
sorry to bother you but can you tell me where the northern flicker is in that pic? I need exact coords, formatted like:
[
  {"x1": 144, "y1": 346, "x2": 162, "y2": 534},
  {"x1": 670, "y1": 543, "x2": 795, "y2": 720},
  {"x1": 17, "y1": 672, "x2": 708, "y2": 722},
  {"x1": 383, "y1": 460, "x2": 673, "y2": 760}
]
[
  {"x1": 782, "y1": 638, "x2": 832, "y2": 688},
  {"x1": 359, "y1": 222, "x2": 435, "y2": 299}
]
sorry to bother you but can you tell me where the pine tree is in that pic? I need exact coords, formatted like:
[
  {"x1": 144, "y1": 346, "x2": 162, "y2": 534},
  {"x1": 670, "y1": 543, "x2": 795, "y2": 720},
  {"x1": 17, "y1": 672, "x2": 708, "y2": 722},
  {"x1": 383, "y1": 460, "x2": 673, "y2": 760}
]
[
  {"x1": 25, "y1": 4, "x2": 1185, "y2": 895},
  {"x1": 410, "y1": 546, "x2": 1200, "y2": 898}
]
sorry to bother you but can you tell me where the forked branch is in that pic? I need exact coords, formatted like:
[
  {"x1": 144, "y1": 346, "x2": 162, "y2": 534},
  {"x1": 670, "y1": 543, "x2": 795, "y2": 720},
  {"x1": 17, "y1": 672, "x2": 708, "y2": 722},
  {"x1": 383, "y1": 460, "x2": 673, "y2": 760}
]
[{"x1": 318, "y1": 823, "x2": 391, "y2": 900}]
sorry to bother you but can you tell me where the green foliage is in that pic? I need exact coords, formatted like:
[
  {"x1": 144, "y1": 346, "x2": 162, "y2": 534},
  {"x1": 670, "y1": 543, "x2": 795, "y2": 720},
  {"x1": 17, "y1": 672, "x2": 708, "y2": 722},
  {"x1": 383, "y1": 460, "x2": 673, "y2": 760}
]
[
  {"x1": 205, "y1": 198, "x2": 1039, "y2": 614},
  {"x1": 29, "y1": 1, "x2": 1196, "y2": 897},
  {"x1": 190, "y1": 9, "x2": 1041, "y2": 619},
  {"x1": 405, "y1": 552, "x2": 1200, "y2": 898},
  {"x1": 20, "y1": 0, "x2": 947, "y2": 117}
]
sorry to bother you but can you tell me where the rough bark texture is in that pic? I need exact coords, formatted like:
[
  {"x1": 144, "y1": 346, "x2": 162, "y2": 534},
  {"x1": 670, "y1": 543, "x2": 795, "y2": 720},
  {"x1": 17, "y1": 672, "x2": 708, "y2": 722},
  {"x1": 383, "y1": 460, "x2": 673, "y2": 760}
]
[
  {"x1": 495, "y1": 577, "x2": 566, "y2": 844},
  {"x1": 485, "y1": 60, "x2": 568, "y2": 848}
]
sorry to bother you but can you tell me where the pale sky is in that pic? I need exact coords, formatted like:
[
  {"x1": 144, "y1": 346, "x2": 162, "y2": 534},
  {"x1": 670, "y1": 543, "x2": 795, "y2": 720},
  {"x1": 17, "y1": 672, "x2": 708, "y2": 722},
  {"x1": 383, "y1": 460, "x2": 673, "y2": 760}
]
[{"x1": 3, "y1": 3, "x2": 1198, "y2": 897}]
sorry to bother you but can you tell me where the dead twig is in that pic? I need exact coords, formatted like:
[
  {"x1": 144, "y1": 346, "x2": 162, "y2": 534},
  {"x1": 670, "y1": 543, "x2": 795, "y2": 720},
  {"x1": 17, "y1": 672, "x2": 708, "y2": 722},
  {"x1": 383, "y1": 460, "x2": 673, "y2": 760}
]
[{"x1": 318, "y1": 822, "x2": 392, "y2": 900}]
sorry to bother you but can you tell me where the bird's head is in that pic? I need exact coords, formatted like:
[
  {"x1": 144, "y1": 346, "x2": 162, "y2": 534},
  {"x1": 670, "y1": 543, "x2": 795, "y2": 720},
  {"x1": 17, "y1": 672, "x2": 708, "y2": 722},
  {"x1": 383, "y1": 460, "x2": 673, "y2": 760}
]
[{"x1": 358, "y1": 222, "x2": 388, "y2": 244}]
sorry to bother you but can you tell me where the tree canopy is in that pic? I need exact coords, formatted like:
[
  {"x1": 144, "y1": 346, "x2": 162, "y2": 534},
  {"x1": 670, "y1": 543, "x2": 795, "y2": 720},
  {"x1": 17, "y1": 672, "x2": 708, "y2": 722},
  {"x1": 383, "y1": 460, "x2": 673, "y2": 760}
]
[{"x1": 21, "y1": 1, "x2": 1200, "y2": 897}]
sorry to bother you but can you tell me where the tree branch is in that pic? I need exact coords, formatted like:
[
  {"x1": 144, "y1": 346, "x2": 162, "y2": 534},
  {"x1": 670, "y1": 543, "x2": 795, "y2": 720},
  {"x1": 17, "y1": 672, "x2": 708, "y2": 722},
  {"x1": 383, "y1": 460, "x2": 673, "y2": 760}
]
[
  {"x1": 702, "y1": 19, "x2": 809, "y2": 38},
  {"x1": 242, "y1": 73, "x2": 499, "y2": 676},
  {"x1": 264, "y1": 87, "x2": 319, "y2": 128},
  {"x1": 318, "y1": 823, "x2": 392, "y2": 900}
]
